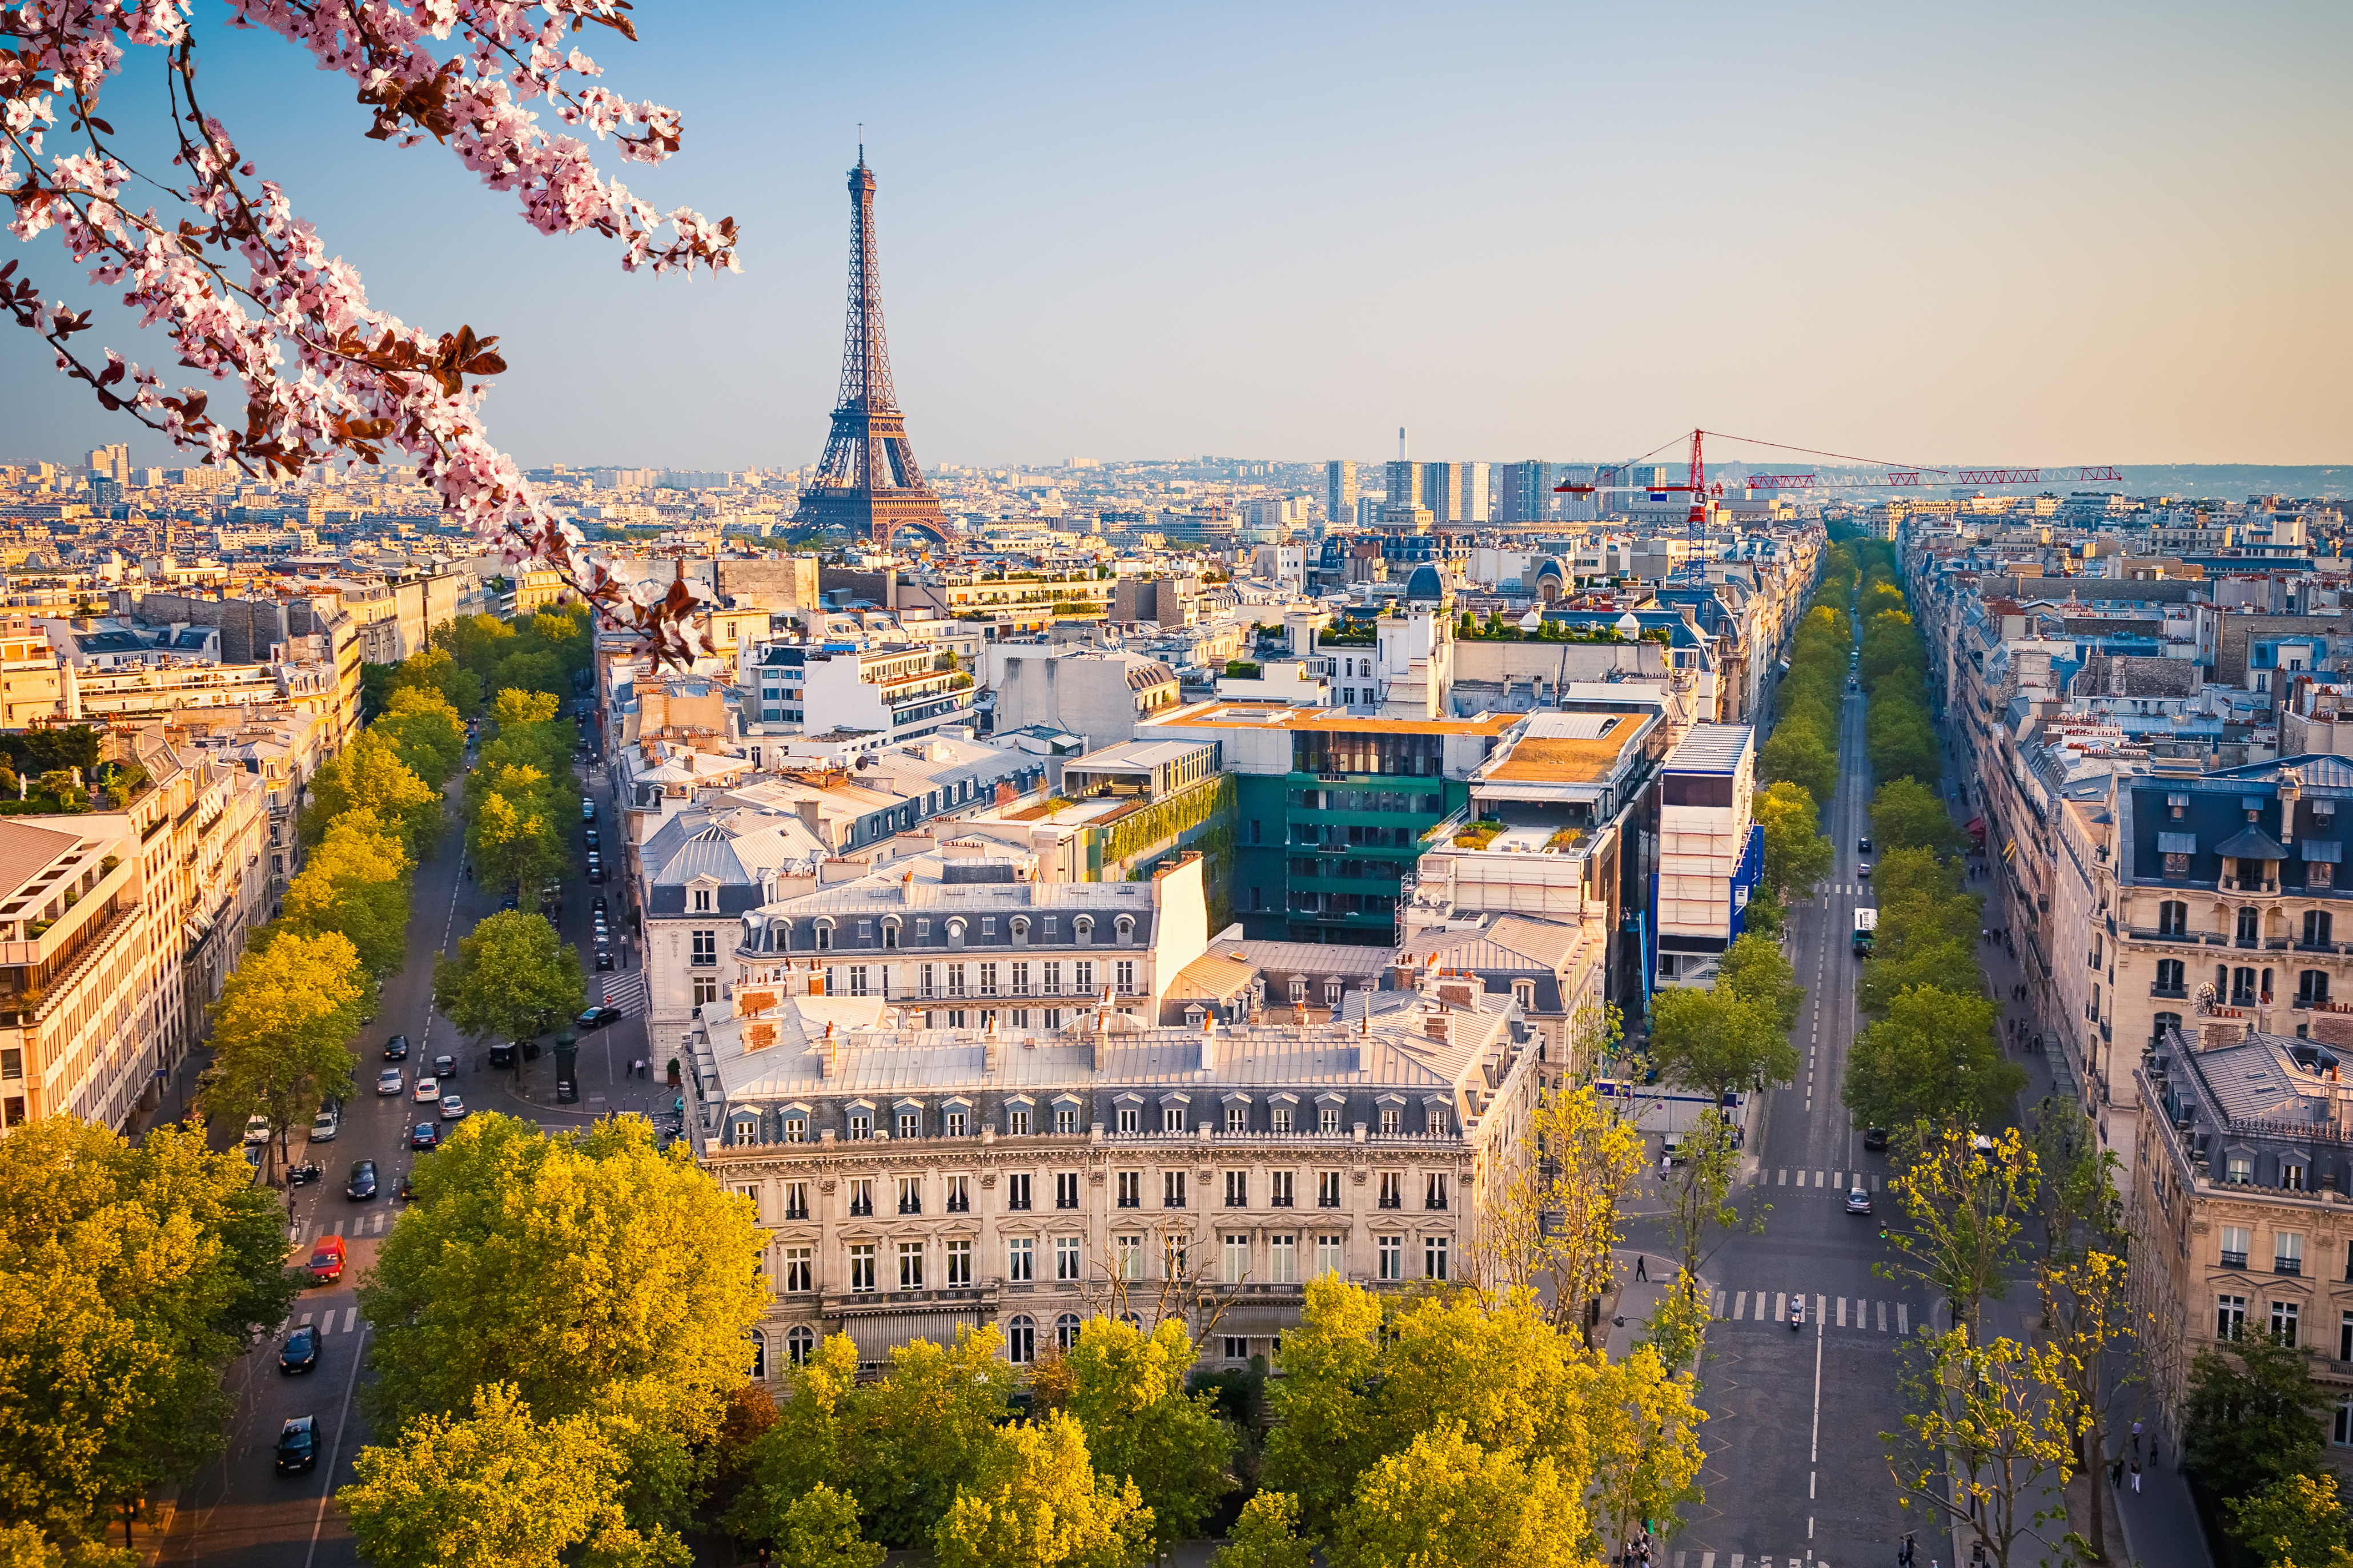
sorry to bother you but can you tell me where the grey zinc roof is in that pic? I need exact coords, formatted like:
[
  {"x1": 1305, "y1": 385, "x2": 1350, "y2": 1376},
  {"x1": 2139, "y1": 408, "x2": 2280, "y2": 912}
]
[
  {"x1": 1665, "y1": 722, "x2": 1753, "y2": 774},
  {"x1": 2180, "y1": 1033, "x2": 2335, "y2": 1126}
]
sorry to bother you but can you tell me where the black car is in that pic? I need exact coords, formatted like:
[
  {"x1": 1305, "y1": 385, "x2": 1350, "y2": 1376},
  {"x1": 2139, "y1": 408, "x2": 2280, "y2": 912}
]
[
  {"x1": 279, "y1": 1326, "x2": 317, "y2": 1375},
  {"x1": 500, "y1": 894, "x2": 519, "y2": 910},
  {"x1": 1858, "y1": 836, "x2": 1873, "y2": 854},
  {"x1": 592, "y1": 895, "x2": 608, "y2": 914},
  {"x1": 595, "y1": 948, "x2": 615, "y2": 971},
  {"x1": 488, "y1": 1041, "x2": 516, "y2": 1069},
  {"x1": 587, "y1": 862, "x2": 604, "y2": 884},
  {"x1": 433, "y1": 1054, "x2": 457, "y2": 1079},
  {"x1": 345, "y1": 1160, "x2": 378, "y2": 1200},
  {"x1": 576, "y1": 1005, "x2": 623, "y2": 1031},
  {"x1": 1863, "y1": 1127, "x2": 1890, "y2": 1152},
  {"x1": 275, "y1": 1416, "x2": 318, "y2": 1473},
  {"x1": 382, "y1": 1034, "x2": 409, "y2": 1060},
  {"x1": 584, "y1": 828, "x2": 600, "y2": 851},
  {"x1": 411, "y1": 1122, "x2": 440, "y2": 1150}
]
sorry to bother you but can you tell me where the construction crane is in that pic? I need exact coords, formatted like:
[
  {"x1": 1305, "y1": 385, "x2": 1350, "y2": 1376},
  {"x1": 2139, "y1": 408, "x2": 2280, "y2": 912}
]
[{"x1": 1556, "y1": 427, "x2": 2125, "y2": 518}]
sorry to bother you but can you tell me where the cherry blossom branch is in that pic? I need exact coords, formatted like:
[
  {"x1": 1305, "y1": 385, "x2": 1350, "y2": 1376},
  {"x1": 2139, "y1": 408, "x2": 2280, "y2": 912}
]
[{"x1": 0, "y1": 0, "x2": 735, "y2": 663}]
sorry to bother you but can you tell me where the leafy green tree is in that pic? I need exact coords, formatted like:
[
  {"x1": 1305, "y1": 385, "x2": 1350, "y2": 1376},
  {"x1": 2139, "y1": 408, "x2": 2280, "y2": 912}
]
[
  {"x1": 1214, "y1": 1493, "x2": 1315, "y2": 1568},
  {"x1": 1585, "y1": 1345, "x2": 1710, "y2": 1554},
  {"x1": 280, "y1": 810, "x2": 412, "y2": 976},
  {"x1": 1718, "y1": 931, "x2": 1804, "y2": 1033},
  {"x1": 730, "y1": 1334, "x2": 861, "y2": 1539},
  {"x1": 387, "y1": 644, "x2": 485, "y2": 719},
  {"x1": 1880, "y1": 1125, "x2": 2036, "y2": 1341},
  {"x1": 1328, "y1": 1423, "x2": 1585, "y2": 1568},
  {"x1": 776, "y1": 1485, "x2": 885, "y2": 1568},
  {"x1": 358, "y1": 1116, "x2": 768, "y2": 1448},
  {"x1": 206, "y1": 928, "x2": 366, "y2": 1173},
  {"x1": 1756, "y1": 781, "x2": 1833, "y2": 899},
  {"x1": 1648, "y1": 984, "x2": 1797, "y2": 1104},
  {"x1": 304, "y1": 731, "x2": 443, "y2": 855},
  {"x1": 433, "y1": 613, "x2": 517, "y2": 684},
  {"x1": 1870, "y1": 778, "x2": 1961, "y2": 856},
  {"x1": 850, "y1": 1327, "x2": 1022, "y2": 1548},
  {"x1": 930, "y1": 1411, "x2": 1153, "y2": 1568},
  {"x1": 340, "y1": 1382, "x2": 685, "y2": 1568},
  {"x1": 0, "y1": 1122, "x2": 295, "y2": 1555},
  {"x1": 373, "y1": 685, "x2": 469, "y2": 789},
  {"x1": 1842, "y1": 986, "x2": 2018, "y2": 1133},
  {"x1": 2228, "y1": 1473, "x2": 2353, "y2": 1568},
  {"x1": 465, "y1": 767, "x2": 566, "y2": 893},
  {"x1": 1063, "y1": 1317, "x2": 1235, "y2": 1543},
  {"x1": 0, "y1": 1521, "x2": 133, "y2": 1567},
  {"x1": 1758, "y1": 719, "x2": 1836, "y2": 806},
  {"x1": 433, "y1": 910, "x2": 584, "y2": 1047},
  {"x1": 2183, "y1": 1334, "x2": 2328, "y2": 1498},
  {"x1": 1259, "y1": 1280, "x2": 1398, "y2": 1532}
]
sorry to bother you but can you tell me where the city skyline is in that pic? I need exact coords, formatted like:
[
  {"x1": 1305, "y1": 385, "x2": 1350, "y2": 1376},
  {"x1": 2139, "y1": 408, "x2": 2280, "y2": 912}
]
[{"x1": 0, "y1": 1, "x2": 2347, "y2": 472}]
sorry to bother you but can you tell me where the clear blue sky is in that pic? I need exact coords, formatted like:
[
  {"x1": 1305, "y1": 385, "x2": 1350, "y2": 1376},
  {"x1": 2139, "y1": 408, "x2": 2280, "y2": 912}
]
[{"x1": 3, "y1": 1, "x2": 2348, "y2": 472}]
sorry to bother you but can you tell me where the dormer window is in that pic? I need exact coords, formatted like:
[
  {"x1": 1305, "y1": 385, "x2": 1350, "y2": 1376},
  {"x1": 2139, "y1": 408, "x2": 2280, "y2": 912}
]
[{"x1": 694, "y1": 887, "x2": 712, "y2": 912}]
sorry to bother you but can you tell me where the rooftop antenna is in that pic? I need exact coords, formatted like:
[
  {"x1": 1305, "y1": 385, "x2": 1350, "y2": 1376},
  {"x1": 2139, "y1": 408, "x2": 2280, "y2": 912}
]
[
  {"x1": 857, "y1": 123, "x2": 864, "y2": 163},
  {"x1": 1398, "y1": 427, "x2": 1407, "y2": 461}
]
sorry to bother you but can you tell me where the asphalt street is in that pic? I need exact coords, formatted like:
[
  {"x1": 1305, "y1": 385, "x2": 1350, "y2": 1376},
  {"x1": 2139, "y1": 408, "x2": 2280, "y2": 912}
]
[
  {"x1": 154, "y1": 738, "x2": 641, "y2": 1566},
  {"x1": 1635, "y1": 658, "x2": 1932, "y2": 1568}
]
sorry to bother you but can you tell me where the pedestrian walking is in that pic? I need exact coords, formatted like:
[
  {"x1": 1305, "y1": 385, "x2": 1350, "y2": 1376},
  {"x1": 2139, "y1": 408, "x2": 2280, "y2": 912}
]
[
  {"x1": 2130, "y1": 1418, "x2": 2142, "y2": 1454},
  {"x1": 1635, "y1": 1254, "x2": 1648, "y2": 1282},
  {"x1": 2110, "y1": 1456, "x2": 2125, "y2": 1488},
  {"x1": 2130, "y1": 1457, "x2": 2142, "y2": 1493}
]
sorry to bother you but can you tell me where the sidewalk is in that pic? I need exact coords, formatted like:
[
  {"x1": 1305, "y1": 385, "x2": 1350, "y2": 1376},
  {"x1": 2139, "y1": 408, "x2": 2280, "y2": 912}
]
[{"x1": 2106, "y1": 1436, "x2": 2209, "y2": 1568}]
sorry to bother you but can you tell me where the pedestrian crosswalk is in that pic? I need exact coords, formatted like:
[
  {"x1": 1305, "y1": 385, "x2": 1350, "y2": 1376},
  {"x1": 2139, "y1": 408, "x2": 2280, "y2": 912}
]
[
  {"x1": 1761, "y1": 1169, "x2": 1880, "y2": 1190},
  {"x1": 1677, "y1": 1553, "x2": 1840, "y2": 1568},
  {"x1": 1713, "y1": 1289, "x2": 1911, "y2": 1334},
  {"x1": 289, "y1": 1211, "x2": 390, "y2": 1245},
  {"x1": 599, "y1": 970, "x2": 649, "y2": 1015},
  {"x1": 291, "y1": 1306, "x2": 362, "y2": 1336},
  {"x1": 1826, "y1": 883, "x2": 1870, "y2": 896}
]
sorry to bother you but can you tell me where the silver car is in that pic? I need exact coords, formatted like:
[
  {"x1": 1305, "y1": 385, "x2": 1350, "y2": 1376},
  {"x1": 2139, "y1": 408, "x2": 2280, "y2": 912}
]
[{"x1": 376, "y1": 1067, "x2": 404, "y2": 1096}]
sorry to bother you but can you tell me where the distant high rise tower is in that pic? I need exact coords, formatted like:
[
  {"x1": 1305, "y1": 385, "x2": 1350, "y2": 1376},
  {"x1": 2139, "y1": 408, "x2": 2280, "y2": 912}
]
[
  {"x1": 1325, "y1": 461, "x2": 1358, "y2": 529},
  {"x1": 1386, "y1": 459, "x2": 1422, "y2": 510},
  {"x1": 1423, "y1": 462, "x2": 1491, "y2": 525},
  {"x1": 1499, "y1": 461, "x2": 1552, "y2": 524},
  {"x1": 797, "y1": 149, "x2": 953, "y2": 549}
]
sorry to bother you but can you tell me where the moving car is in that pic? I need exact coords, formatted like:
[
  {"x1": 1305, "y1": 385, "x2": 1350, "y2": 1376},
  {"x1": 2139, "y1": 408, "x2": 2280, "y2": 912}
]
[
  {"x1": 1857, "y1": 836, "x2": 1872, "y2": 854},
  {"x1": 584, "y1": 828, "x2": 600, "y2": 851},
  {"x1": 308, "y1": 1106, "x2": 339, "y2": 1143},
  {"x1": 278, "y1": 1325, "x2": 317, "y2": 1374},
  {"x1": 382, "y1": 1033, "x2": 409, "y2": 1060},
  {"x1": 1857, "y1": 862, "x2": 1872, "y2": 880},
  {"x1": 376, "y1": 1067, "x2": 404, "y2": 1096},
  {"x1": 411, "y1": 1122, "x2": 440, "y2": 1150},
  {"x1": 1845, "y1": 1185, "x2": 1873, "y2": 1215},
  {"x1": 307, "y1": 1235, "x2": 346, "y2": 1284},
  {"x1": 576, "y1": 1005, "x2": 623, "y2": 1032},
  {"x1": 275, "y1": 1416, "x2": 318, "y2": 1473},
  {"x1": 413, "y1": 1076, "x2": 443, "y2": 1104},
  {"x1": 439, "y1": 1092, "x2": 467, "y2": 1121},
  {"x1": 595, "y1": 948, "x2": 615, "y2": 972},
  {"x1": 592, "y1": 894, "x2": 607, "y2": 914},
  {"x1": 243, "y1": 1113, "x2": 272, "y2": 1146},
  {"x1": 432, "y1": 1054, "x2": 456, "y2": 1079},
  {"x1": 580, "y1": 797, "x2": 596, "y2": 822},
  {"x1": 345, "y1": 1160, "x2": 378, "y2": 1200},
  {"x1": 1863, "y1": 1127, "x2": 1890, "y2": 1151}
]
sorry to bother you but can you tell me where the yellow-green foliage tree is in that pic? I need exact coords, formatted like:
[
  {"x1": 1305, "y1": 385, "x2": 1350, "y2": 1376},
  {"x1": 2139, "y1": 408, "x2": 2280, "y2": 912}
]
[
  {"x1": 1061, "y1": 1317, "x2": 1234, "y2": 1546},
  {"x1": 280, "y1": 810, "x2": 412, "y2": 976},
  {"x1": 1327, "y1": 1422, "x2": 1586, "y2": 1568},
  {"x1": 372, "y1": 685, "x2": 468, "y2": 789},
  {"x1": 304, "y1": 730, "x2": 442, "y2": 856},
  {"x1": 204, "y1": 928, "x2": 367, "y2": 1173},
  {"x1": 929, "y1": 1412, "x2": 1153, "y2": 1568},
  {"x1": 0, "y1": 1122, "x2": 296, "y2": 1559}
]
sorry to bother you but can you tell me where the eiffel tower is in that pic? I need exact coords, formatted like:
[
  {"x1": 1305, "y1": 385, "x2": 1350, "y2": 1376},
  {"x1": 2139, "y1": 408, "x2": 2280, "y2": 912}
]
[{"x1": 796, "y1": 147, "x2": 954, "y2": 549}]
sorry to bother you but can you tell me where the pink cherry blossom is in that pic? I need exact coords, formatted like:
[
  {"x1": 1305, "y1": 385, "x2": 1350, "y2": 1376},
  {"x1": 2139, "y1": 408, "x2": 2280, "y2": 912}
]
[{"x1": 0, "y1": 0, "x2": 740, "y2": 656}]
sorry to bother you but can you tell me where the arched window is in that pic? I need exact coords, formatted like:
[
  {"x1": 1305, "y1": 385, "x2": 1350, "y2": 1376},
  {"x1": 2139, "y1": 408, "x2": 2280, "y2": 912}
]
[
  {"x1": 946, "y1": 919, "x2": 967, "y2": 951},
  {"x1": 1120, "y1": 1311, "x2": 1145, "y2": 1330},
  {"x1": 1011, "y1": 916, "x2": 1030, "y2": 944},
  {"x1": 787, "y1": 1326, "x2": 816, "y2": 1366},
  {"x1": 1074, "y1": 916, "x2": 1094, "y2": 946},
  {"x1": 2237, "y1": 907, "x2": 2260, "y2": 944},
  {"x1": 2159, "y1": 900, "x2": 2189, "y2": 937},
  {"x1": 747, "y1": 1329, "x2": 767, "y2": 1380},
  {"x1": 1055, "y1": 1312, "x2": 1082, "y2": 1351},
  {"x1": 1006, "y1": 1315, "x2": 1035, "y2": 1364},
  {"x1": 1114, "y1": 916, "x2": 1135, "y2": 946},
  {"x1": 882, "y1": 918, "x2": 901, "y2": 950},
  {"x1": 813, "y1": 919, "x2": 834, "y2": 952},
  {"x1": 2152, "y1": 1011, "x2": 2182, "y2": 1043}
]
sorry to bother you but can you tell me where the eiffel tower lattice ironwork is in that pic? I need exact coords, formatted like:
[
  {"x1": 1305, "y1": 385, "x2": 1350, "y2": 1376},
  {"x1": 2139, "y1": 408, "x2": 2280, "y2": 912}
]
[{"x1": 797, "y1": 149, "x2": 953, "y2": 549}]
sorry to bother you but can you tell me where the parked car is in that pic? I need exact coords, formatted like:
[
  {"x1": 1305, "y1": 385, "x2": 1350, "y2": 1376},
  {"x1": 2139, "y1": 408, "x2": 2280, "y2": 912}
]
[
  {"x1": 243, "y1": 1113, "x2": 272, "y2": 1146},
  {"x1": 376, "y1": 1067, "x2": 404, "y2": 1096},
  {"x1": 592, "y1": 894, "x2": 608, "y2": 914},
  {"x1": 576, "y1": 1005, "x2": 623, "y2": 1031},
  {"x1": 307, "y1": 1235, "x2": 346, "y2": 1284},
  {"x1": 278, "y1": 1325, "x2": 317, "y2": 1375},
  {"x1": 439, "y1": 1093, "x2": 467, "y2": 1121},
  {"x1": 382, "y1": 1034, "x2": 409, "y2": 1060},
  {"x1": 584, "y1": 828, "x2": 600, "y2": 851},
  {"x1": 587, "y1": 861, "x2": 604, "y2": 884},
  {"x1": 487, "y1": 1041, "x2": 516, "y2": 1069},
  {"x1": 308, "y1": 1106, "x2": 339, "y2": 1143},
  {"x1": 345, "y1": 1160, "x2": 378, "y2": 1200},
  {"x1": 412, "y1": 1076, "x2": 443, "y2": 1104},
  {"x1": 276, "y1": 1416, "x2": 318, "y2": 1474},
  {"x1": 580, "y1": 797, "x2": 596, "y2": 822},
  {"x1": 411, "y1": 1122, "x2": 440, "y2": 1150},
  {"x1": 1863, "y1": 1127, "x2": 1890, "y2": 1152},
  {"x1": 1845, "y1": 1185, "x2": 1873, "y2": 1215},
  {"x1": 500, "y1": 894, "x2": 519, "y2": 911}
]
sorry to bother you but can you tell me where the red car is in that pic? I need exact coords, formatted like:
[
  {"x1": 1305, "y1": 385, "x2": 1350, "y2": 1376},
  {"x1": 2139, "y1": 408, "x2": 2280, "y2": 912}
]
[{"x1": 307, "y1": 1235, "x2": 347, "y2": 1284}]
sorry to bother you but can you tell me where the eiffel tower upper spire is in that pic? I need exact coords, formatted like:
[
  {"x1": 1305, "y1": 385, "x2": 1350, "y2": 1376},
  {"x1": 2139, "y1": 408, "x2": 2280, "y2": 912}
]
[{"x1": 797, "y1": 148, "x2": 953, "y2": 549}]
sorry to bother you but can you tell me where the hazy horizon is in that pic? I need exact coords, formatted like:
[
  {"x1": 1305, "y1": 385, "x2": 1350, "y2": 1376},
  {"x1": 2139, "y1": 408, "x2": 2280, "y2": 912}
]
[{"x1": 1, "y1": 1, "x2": 2346, "y2": 473}]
